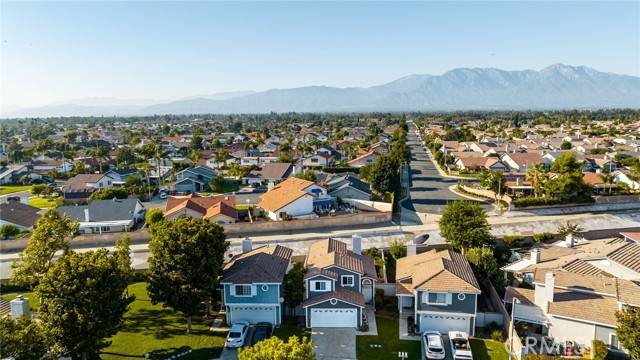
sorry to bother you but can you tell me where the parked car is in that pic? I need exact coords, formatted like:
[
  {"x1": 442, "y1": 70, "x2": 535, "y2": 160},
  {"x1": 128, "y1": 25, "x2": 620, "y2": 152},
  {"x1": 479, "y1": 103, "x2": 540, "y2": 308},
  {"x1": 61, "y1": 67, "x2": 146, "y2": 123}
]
[
  {"x1": 226, "y1": 321, "x2": 250, "y2": 348},
  {"x1": 423, "y1": 331, "x2": 445, "y2": 359},
  {"x1": 168, "y1": 190, "x2": 177, "y2": 195},
  {"x1": 6, "y1": 196, "x2": 20, "y2": 202},
  {"x1": 449, "y1": 331, "x2": 473, "y2": 360},
  {"x1": 159, "y1": 192, "x2": 167, "y2": 199},
  {"x1": 251, "y1": 322, "x2": 273, "y2": 346},
  {"x1": 29, "y1": 178, "x2": 47, "y2": 185}
]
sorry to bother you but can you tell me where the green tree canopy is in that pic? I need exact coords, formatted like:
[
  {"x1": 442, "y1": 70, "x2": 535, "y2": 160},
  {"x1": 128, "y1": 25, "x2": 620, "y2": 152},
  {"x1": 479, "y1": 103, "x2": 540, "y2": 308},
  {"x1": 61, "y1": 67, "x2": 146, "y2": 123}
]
[
  {"x1": 0, "y1": 316, "x2": 50, "y2": 360},
  {"x1": 389, "y1": 239, "x2": 407, "y2": 260},
  {"x1": 370, "y1": 155, "x2": 399, "y2": 195},
  {"x1": 146, "y1": 216, "x2": 229, "y2": 333},
  {"x1": 283, "y1": 262, "x2": 307, "y2": 315},
  {"x1": 238, "y1": 335, "x2": 315, "y2": 360},
  {"x1": 145, "y1": 208, "x2": 165, "y2": 225},
  {"x1": 550, "y1": 152, "x2": 582, "y2": 174},
  {"x1": 438, "y1": 200, "x2": 491, "y2": 254},
  {"x1": 295, "y1": 170, "x2": 317, "y2": 182},
  {"x1": 465, "y1": 247, "x2": 502, "y2": 284},
  {"x1": 614, "y1": 306, "x2": 640, "y2": 359},
  {"x1": 89, "y1": 187, "x2": 129, "y2": 201}
]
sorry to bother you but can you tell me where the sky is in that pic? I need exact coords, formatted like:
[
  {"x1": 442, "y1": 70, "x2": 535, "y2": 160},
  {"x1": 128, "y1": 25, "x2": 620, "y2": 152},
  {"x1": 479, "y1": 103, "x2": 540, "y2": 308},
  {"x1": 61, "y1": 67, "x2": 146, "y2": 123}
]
[{"x1": 1, "y1": 1, "x2": 639, "y2": 108}]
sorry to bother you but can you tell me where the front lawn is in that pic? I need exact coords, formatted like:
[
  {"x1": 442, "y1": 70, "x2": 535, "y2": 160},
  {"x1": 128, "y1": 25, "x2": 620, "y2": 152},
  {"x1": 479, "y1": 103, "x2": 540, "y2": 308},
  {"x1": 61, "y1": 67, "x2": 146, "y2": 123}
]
[
  {"x1": 469, "y1": 338, "x2": 509, "y2": 360},
  {"x1": 273, "y1": 325, "x2": 311, "y2": 341},
  {"x1": 101, "y1": 282, "x2": 227, "y2": 360},
  {"x1": 356, "y1": 315, "x2": 421, "y2": 360},
  {"x1": 200, "y1": 183, "x2": 240, "y2": 195},
  {"x1": 28, "y1": 196, "x2": 60, "y2": 208},
  {"x1": 0, "y1": 185, "x2": 31, "y2": 195}
]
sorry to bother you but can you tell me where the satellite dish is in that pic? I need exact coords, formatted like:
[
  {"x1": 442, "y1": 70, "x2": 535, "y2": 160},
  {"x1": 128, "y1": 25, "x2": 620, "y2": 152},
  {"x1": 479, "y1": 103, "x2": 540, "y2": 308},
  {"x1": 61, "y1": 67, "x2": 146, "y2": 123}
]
[{"x1": 279, "y1": 297, "x2": 284, "y2": 303}]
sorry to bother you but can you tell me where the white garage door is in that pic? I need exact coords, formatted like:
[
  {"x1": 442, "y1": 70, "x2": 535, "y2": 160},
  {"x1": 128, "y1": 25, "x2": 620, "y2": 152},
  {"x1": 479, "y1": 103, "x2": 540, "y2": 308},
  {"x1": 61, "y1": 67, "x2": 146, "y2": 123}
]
[
  {"x1": 310, "y1": 308, "x2": 358, "y2": 328},
  {"x1": 230, "y1": 306, "x2": 276, "y2": 324},
  {"x1": 420, "y1": 314, "x2": 470, "y2": 333}
]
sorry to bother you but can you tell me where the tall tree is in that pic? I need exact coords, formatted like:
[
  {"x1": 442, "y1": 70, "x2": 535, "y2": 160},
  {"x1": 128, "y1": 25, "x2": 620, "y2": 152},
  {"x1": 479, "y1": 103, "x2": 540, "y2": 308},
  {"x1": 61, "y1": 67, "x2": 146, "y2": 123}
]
[
  {"x1": 598, "y1": 172, "x2": 616, "y2": 195},
  {"x1": 238, "y1": 336, "x2": 315, "y2": 360},
  {"x1": 37, "y1": 246, "x2": 135, "y2": 360},
  {"x1": 615, "y1": 307, "x2": 640, "y2": 359},
  {"x1": 526, "y1": 163, "x2": 548, "y2": 197},
  {"x1": 438, "y1": 200, "x2": 491, "y2": 255},
  {"x1": 11, "y1": 209, "x2": 78, "y2": 289},
  {"x1": 370, "y1": 155, "x2": 399, "y2": 195},
  {"x1": 479, "y1": 170, "x2": 506, "y2": 201},
  {"x1": 283, "y1": 262, "x2": 307, "y2": 317},
  {"x1": 465, "y1": 247, "x2": 502, "y2": 284},
  {"x1": 146, "y1": 216, "x2": 229, "y2": 333},
  {"x1": 0, "y1": 316, "x2": 50, "y2": 360}
]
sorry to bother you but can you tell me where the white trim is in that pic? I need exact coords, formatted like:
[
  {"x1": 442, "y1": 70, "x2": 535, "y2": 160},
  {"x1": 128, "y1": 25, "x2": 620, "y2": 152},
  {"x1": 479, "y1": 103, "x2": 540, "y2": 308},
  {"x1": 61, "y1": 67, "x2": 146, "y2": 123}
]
[
  {"x1": 416, "y1": 310, "x2": 477, "y2": 318},
  {"x1": 261, "y1": 284, "x2": 269, "y2": 291},
  {"x1": 549, "y1": 314, "x2": 616, "y2": 327},
  {"x1": 234, "y1": 284, "x2": 253, "y2": 297},
  {"x1": 341, "y1": 275, "x2": 355, "y2": 287},
  {"x1": 311, "y1": 280, "x2": 331, "y2": 292},
  {"x1": 458, "y1": 293, "x2": 466, "y2": 301},
  {"x1": 609, "y1": 333, "x2": 620, "y2": 350},
  {"x1": 330, "y1": 299, "x2": 338, "y2": 305},
  {"x1": 424, "y1": 291, "x2": 448, "y2": 305},
  {"x1": 302, "y1": 298, "x2": 365, "y2": 309}
]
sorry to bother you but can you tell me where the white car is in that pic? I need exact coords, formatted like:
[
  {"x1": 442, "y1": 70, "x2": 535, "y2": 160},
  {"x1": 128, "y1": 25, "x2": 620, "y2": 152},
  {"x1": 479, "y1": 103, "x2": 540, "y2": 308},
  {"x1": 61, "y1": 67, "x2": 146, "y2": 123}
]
[
  {"x1": 226, "y1": 321, "x2": 250, "y2": 348},
  {"x1": 423, "y1": 331, "x2": 445, "y2": 359},
  {"x1": 159, "y1": 192, "x2": 167, "y2": 199},
  {"x1": 448, "y1": 331, "x2": 473, "y2": 360}
]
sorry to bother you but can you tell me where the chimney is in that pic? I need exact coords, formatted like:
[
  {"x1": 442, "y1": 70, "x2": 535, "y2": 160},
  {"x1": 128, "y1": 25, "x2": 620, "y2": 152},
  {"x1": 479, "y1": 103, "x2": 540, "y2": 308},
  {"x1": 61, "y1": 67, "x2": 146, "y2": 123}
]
[
  {"x1": 352, "y1": 235, "x2": 362, "y2": 255},
  {"x1": 594, "y1": 142, "x2": 599, "y2": 149},
  {"x1": 84, "y1": 208, "x2": 90, "y2": 222},
  {"x1": 544, "y1": 272, "x2": 555, "y2": 304},
  {"x1": 516, "y1": 177, "x2": 522, "y2": 186},
  {"x1": 10, "y1": 295, "x2": 30, "y2": 320},
  {"x1": 267, "y1": 182, "x2": 274, "y2": 192},
  {"x1": 20, "y1": 197, "x2": 28, "y2": 205},
  {"x1": 566, "y1": 234, "x2": 574, "y2": 248},
  {"x1": 242, "y1": 238, "x2": 253, "y2": 253},
  {"x1": 407, "y1": 243, "x2": 417, "y2": 257},
  {"x1": 530, "y1": 249, "x2": 540, "y2": 264}
]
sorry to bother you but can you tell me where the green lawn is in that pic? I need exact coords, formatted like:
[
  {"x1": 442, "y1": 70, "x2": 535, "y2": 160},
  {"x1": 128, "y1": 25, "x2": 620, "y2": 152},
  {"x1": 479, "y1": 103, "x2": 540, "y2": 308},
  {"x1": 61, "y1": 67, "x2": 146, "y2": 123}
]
[
  {"x1": 1, "y1": 291, "x2": 40, "y2": 312},
  {"x1": 101, "y1": 282, "x2": 227, "y2": 360},
  {"x1": 200, "y1": 183, "x2": 240, "y2": 195},
  {"x1": 273, "y1": 325, "x2": 311, "y2": 341},
  {"x1": 0, "y1": 185, "x2": 31, "y2": 195},
  {"x1": 28, "y1": 196, "x2": 60, "y2": 208},
  {"x1": 469, "y1": 338, "x2": 509, "y2": 360},
  {"x1": 356, "y1": 316, "x2": 422, "y2": 360}
]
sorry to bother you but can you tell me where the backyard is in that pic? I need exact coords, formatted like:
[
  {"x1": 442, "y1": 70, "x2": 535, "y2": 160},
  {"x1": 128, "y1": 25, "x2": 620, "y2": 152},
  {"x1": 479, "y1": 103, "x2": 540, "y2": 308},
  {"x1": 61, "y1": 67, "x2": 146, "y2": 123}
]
[
  {"x1": 356, "y1": 315, "x2": 421, "y2": 360},
  {"x1": 28, "y1": 196, "x2": 60, "y2": 208},
  {"x1": 469, "y1": 338, "x2": 509, "y2": 360}
]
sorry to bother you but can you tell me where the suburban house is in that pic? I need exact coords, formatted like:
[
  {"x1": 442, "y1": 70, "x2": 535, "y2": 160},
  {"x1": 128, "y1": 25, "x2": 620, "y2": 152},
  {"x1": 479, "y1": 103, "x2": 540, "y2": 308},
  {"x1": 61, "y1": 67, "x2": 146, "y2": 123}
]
[
  {"x1": 245, "y1": 163, "x2": 297, "y2": 185},
  {"x1": 302, "y1": 153, "x2": 333, "y2": 168},
  {"x1": 257, "y1": 178, "x2": 330, "y2": 221},
  {"x1": 164, "y1": 194, "x2": 237, "y2": 224},
  {"x1": 173, "y1": 166, "x2": 216, "y2": 194},
  {"x1": 322, "y1": 173, "x2": 372, "y2": 201},
  {"x1": 396, "y1": 249, "x2": 481, "y2": 335},
  {"x1": 347, "y1": 151, "x2": 380, "y2": 168},
  {"x1": 370, "y1": 142, "x2": 389, "y2": 155},
  {"x1": 63, "y1": 173, "x2": 115, "y2": 203},
  {"x1": 32, "y1": 159, "x2": 74, "y2": 175},
  {"x1": 57, "y1": 198, "x2": 145, "y2": 234},
  {"x1": 301, "y1": 237, "x2": 376, "y2": 328},
  {"x1": 0, "y1": 164, "x2": 39, "y2": 185},
  {"x1": 104, "y1": 168, "x2": 140, "y2": 187},
  {"x1": 220, "y1": 241, "x2": 293, "y2": 325},
  {"x1": 454, "y1": 157, "x2": 507, "y2": 172},
  {"x1": 501, "y1": 153, "x2": 547, "y2": 172},
  {"x1": 0, "y1": 201, "x2": 42, "y2": 232},
  {"x1": 613, "y1": 169, "x2": 640, "y2": 190}
]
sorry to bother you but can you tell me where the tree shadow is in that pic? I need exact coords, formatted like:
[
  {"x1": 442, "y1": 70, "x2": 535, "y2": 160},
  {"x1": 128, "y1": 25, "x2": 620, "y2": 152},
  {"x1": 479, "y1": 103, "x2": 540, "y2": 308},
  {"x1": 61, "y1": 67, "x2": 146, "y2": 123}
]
[
  {"x1": 120, "y1": 307, "x2": 189, "y2": 340},
  {"x1": 102, "y1": 346, "x2": 218, "y2": 360}
]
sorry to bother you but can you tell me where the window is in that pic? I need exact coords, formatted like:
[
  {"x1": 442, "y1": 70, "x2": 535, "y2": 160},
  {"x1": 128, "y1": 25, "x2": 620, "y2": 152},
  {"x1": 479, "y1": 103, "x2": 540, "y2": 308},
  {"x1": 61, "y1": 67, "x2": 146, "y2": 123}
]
[
  {"x1": 235, "y1": 285, "x2": 252, "y2": 296},
  {"x1": 100, "y1": 226, "x2": 111, "y2": 232},
  {"x1": 341, "y1": 275, "x2": 354, "y2": 287},
  {"x1": 108, "y1": 180, "x2": 112, "y2": 185},
  {"x1": 426, "y1": 292, "x2": 448, "y2": 305},
  {"x1": 312, "y1": 280, "x2": 330, "y2": 292},
  {"x1": 311, "y1": 158, "x2": 319, "y2": 163},
  {"x1": 609, "y1": 333, "x2": 620, "y2": 350}
]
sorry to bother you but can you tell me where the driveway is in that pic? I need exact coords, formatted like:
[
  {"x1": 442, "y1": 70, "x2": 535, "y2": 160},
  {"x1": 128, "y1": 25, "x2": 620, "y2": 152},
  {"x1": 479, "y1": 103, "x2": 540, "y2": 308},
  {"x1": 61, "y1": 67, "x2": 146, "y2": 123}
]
[{"x1": 311, "y1": 328, "x2": 356, "y2": 360}]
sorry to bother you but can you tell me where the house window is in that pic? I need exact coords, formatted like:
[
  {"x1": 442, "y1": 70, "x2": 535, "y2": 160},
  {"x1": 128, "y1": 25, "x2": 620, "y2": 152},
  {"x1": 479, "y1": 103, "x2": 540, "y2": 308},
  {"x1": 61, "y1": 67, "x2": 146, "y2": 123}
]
[
  {"x1": 609, "y1": 333, "x2": 620, "y2": 350},
  {"x1": 312, "y1": 280, "x2": 330, "y2": 292},
  {"x1": 426, "y1": 292, "x2": 448, "y2": 305},
  {"x1": 100, "y1": 226, "x2": 111, "y2": 232},
  {"x1": 341, "y1": 275, "x2": 354, "y2": 287},
  {"x1": 108, "y1": 180, "x2": 112, "y2": 185},
  {"x1": 235, "y1": 285, "x2": 253, "y2": 297},
  {"x1": 99, "y1": 183, "x2": 103, "y2": 188},
  {"x1": 366, "y1": 159, "x2": 373, "y2": 163},
  {"x1": 311, "y1": 158, "x2": 319, "y2": 163}
]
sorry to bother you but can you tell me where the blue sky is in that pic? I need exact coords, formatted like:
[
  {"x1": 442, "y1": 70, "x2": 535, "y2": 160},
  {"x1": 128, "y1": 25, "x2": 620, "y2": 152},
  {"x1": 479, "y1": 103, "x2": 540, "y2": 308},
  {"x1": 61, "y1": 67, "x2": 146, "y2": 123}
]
[{"x1": 1, "y1": 1, "x2": 639, "y2": 107}]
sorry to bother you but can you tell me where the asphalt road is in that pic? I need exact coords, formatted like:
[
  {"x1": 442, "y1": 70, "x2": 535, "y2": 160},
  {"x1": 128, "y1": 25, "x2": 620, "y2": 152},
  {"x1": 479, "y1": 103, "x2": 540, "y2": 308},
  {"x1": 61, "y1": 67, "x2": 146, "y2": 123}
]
[{"x1": 403, "y1": 124, "x2": 488, "y2": 214}]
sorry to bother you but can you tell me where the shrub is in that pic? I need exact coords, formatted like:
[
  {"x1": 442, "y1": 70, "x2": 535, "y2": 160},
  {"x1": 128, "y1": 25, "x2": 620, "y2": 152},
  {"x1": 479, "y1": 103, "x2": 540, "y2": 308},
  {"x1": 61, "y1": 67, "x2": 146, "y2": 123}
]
[
  {"x1": 491, "y1": 329, "x2": 504, "y2": 342},
  {"x1": 592, "y1": 339, "x2": 608, "y2": 360},
  {"x1": 492, "y1": 246, "x2": 512, "y2": 264},
  {"x1": 30, "y1": 183, "x2": 47, "y2": 195},
  {"x1": 145, "y1": 208, "x2": 164, "y2": 225},
  {"x1": 0, "y1": 224, "x2": 20, "y2": 239},
  {"x1": 358, "y1": 324, "x2": 369, "y2": 332},
  {"x1": 389, "y1": 240, "x2": 407, "y2": 259},
  {"x1": 282, "y1": 213, "x2": 294, "y2": 221},
  {"x1": 503, "y1": 235, "x2": 525, "y2": 245},
  {"x1": 533, "y1": 232, "x2": 555, "y2": 242},
  {"x1": 90, "y1": 187, "x2": 129, "y2": 201},
  {"x1": 512, "y1": 195, "x2": 594, "y2": 208}
]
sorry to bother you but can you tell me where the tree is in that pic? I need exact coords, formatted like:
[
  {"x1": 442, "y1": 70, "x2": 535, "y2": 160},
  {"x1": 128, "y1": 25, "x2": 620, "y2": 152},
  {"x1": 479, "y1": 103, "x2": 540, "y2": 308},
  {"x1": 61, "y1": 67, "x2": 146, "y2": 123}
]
[
  {"x1": 296, "y1": 170, "x2": 316, "y2": 182},
  {"x1": 209, "y1": 175, "x2": 226, "y2": 193},
  {"x1": 146, "y1": 216, "x2": 229, "y2": 333},
  {"x1": 89, "y1": 187, "x2": 129, "y2": 201},
  {"x1": 389, "y1": 240, "x2": 407, "y2": 260},
  {"x1": 598, "y1": 172, "x2": 616, "y2": 195},
  {"x1": 11, "y1": 209, "x2": 78, "y2": 289},
  {"x1": 359, "y1": 164, "x2": 373, "y2": 183},
  {"x1": 37, "y1": 246, "x2": 135, "y2": 360},
  {"x1": 615, "y1": 306, "x2": 640, "y2": 359},
  {"x1": 465, "y1": 247, "x2": 502, "y2": 284},
  {"x1": 438, "y1": 201, "x2": 491, "y2": 255},
  {"x1": 145, "y1": 208, "x2": 165, "y2": 225},
  {"x1": 526, "y1": 164, "x2": 548, "y2": 198},
  {"x1": 238, "y1": 336, "x2": 315, "y2": 360},
  {"x1": 556, "y1": 220, "x2": 584, "y2": 238},
  {"x1": 0, "y1": 316, "x2": 50, "y2": 360},
  {"x1": 479, "y1": 170, "x2": 506, "y2": 200},
  {"x1": 560, "y1": 140, "x2": 572, "y2": 150},
  {"x1": 391, "y1": 142, "x2": 412, "y2": 166},
  {"x1": 0, "y1": 224, "x2": 20, "y2": 239},
  {"x1": 19, "y1": 174, "x2": 30, "y2": 185},
  {"x1": 283, "y1": 262, "x2": 307, "y2": 316},
  {"x1": 550, "y1": 152, "x2": 582, "y2": 174},
  {"x1": 370, "y1": 155, "x2": 399, "y2": 195}
]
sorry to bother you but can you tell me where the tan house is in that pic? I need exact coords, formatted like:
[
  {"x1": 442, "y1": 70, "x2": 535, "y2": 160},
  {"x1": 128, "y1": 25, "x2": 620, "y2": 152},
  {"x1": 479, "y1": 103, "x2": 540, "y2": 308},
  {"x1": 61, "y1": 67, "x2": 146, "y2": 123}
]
[
  {"x1": 164, "y1": 194, "x2": 237, "y2": 224},
  {"x1": 347, "y1": 151, "x2": 380, "y2": 168}
]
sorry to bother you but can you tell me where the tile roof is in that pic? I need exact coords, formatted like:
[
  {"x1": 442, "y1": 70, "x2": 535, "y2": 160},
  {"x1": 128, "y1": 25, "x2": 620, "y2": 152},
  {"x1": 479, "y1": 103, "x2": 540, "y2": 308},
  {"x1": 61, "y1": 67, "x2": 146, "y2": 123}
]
[
  {"x1": 504, "y1": 287, "x2": 536, "y2": 306},
  {"x1": 0, "y1": 202, "x2": 42, "y2": 228},
  {"x1": 64, "y1": 174, "x2": 110, "y2": 190},
  {"x1": 304, "y1": 267, "x2": 339, "y2": 280},
  {"x1": 533, "y1": 270, "x2": 618, "y2": 296},
  {"x1": 561, "y1": 259, "x2": 609, "y2": 276},
  {"x1": 607, "y1": 242, "x2": 640, "y2": 273},
  {"x1": 616, "y1": 280, "x2": 640, "y2": 305},
  {"x1": 306, "y1": 239, "x2": 376, "y2": 278},
  {"x1": 164, "y1": 194, "x2": 237, "y2": 220},
  {"x1": 221, "y1": 245, "x2": 293, "y2": 284},
  {"x1": 620, "y1": 232, "x2": 640, "y2": 242},
  {"x1": 257, "y1": 177, "x2": 317, "y2": 212},
  {"x1": 347, "y1": 151, "x2": 380, "y2": 165},
  {"x1": 396, "y1": 249, "x2": 480, "y2": 293},
  {"x1": 301, "y1": 287, "x2": 365, "y2": 308}
]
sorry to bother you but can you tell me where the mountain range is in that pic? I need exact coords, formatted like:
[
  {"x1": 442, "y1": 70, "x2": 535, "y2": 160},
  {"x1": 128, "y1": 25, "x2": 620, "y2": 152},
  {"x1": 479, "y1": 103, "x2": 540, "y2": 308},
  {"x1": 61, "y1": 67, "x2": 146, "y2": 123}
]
[{"x1": 3, "y1": 64, "x2": 639, "y2": 118}]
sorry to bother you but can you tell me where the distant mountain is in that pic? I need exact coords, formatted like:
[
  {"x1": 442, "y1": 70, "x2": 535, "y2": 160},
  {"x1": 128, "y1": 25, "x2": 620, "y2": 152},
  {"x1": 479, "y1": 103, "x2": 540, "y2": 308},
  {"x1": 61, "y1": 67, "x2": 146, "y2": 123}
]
[{"x1": 4, "y1": 64, "x2": 639, "y2": 118}]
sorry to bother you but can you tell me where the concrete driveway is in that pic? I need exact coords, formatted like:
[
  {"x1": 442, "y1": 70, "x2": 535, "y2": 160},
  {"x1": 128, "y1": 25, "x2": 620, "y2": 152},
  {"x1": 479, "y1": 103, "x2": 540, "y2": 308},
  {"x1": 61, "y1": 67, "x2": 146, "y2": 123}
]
[{"x1": 311, "y1": 328, "x2": 356, "y2": 360}]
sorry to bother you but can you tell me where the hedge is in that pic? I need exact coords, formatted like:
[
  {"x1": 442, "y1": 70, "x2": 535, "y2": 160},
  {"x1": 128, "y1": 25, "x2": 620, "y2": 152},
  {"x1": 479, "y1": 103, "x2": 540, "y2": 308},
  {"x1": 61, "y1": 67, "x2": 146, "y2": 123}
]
[
  {"x1": 512, "y1": 195, "x2": 594, "y2": 208},
  {"x1": 503, "y1": 235, "x2": 525, "y2": 245},
  {"x1": 533, "y1": 232, "x2": 555, "y2": 242},
  {"x1": 455, "y1": 186, "x2": 495, "y2": 203},
  {"x1": 592, "y1": 339, "x2": 608, "y2": 360}
]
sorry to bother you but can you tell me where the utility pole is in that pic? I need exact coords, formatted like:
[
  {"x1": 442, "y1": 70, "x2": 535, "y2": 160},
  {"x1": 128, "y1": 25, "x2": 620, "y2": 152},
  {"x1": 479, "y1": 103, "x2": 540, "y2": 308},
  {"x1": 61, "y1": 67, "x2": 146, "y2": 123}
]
[{"x1": 509, "y1": 298, "x2": 521, "y2": 360}]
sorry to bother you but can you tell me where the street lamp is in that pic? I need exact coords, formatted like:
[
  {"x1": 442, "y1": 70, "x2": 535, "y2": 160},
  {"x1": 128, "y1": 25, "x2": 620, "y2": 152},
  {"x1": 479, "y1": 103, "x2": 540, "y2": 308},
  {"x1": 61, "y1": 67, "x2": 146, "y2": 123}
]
[{"x1": 509, "y1": 298, "x2": 521, "y2": 360}]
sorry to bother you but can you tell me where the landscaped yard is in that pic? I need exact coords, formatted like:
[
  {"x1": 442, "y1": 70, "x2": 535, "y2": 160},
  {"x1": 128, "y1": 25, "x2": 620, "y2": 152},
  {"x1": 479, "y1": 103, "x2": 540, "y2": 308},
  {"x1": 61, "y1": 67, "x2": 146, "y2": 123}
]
[
  {"x1": 0, "y1": 185, "x2": 31, "y2": 195},
  {"x1": 469, "y1": 338, "x2": 509, "y2": 360},
  {"x1": 200, "y1": 183, "x2": 240, "y2": 195},
  {"x1": 28, "y1": 196, "x2": 59, "y2": 208},
  {"x1": 273, "y1": 324, "x2": 311, "y2": 341},
  {"x1": 356, "y1": 315, "x2": 422, "y2": 360},
  {"x1": 101, "y1": 282, "x2": 227, "y2": 360}
]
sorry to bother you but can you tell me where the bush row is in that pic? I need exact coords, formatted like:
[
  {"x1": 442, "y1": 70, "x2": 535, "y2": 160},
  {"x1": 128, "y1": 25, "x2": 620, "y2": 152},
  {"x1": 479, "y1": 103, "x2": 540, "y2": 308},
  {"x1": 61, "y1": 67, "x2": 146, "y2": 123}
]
[
  {"x1": 512, "y1": 195, "x2": 594, "y2": 208},
  {"x1": 455, "y1": 186, "x2": 495, "y2": 203}
]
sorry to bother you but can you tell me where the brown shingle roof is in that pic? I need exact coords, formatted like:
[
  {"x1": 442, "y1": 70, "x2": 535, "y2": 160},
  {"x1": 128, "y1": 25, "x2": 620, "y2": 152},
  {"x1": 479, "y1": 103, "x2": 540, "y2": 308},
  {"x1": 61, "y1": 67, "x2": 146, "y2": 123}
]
[
  {"x1": 548, "y1": 289, "x2": 618, "y2": 325},
  {"x1": 0, "y1": 202, "x2": 42, "y2": 228},
  {"x1": 257, "y1": 177, "x2": 317, "y2": 212},
  {"x1": 247, "y1": 163, "x2": 294, "y2": 180},
  {"x1": 607, "y1": 242, "x2": 640, "y2": 274},
  {"x1": 561, "y1": 259, "x2": 609, "y2": 276},
  {"x1": 306, "y1": 239, "x2": 376, "y2": 278},
  {"x1": 221, "y1": 245, "x2": 293, "y2": 284},
  {"x1": 396, "y1": 250, "x2": 480, "y2": 293},
  {"x1": 504, "y1": 287, "x2": 536, "y2": 306},
  {"x1": 304, "y1": 268, "x2": 339, "y2": 280},
  {"x1": 301, "y1": 287, "x2": 365, "y2": 308},
  {"x1": 64, "y1": 174, "x2": 109, "y2": 190}
]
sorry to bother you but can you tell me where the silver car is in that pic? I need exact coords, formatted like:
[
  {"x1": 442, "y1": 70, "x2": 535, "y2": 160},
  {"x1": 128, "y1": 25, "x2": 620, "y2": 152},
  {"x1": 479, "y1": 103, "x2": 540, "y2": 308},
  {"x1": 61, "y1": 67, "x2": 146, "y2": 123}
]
[{"x1": 423, "y1": 331, "x2": 445, "y2": 359}]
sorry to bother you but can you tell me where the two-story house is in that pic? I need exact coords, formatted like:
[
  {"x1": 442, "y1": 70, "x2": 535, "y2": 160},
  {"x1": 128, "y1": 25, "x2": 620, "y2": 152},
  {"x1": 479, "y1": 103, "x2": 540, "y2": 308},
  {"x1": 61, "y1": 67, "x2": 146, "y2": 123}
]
[
  {"x1": 63, "y1": 173, "x2": 115, "y2": 203},
  {"x1": 301, "y1": 237, "x2": 377, "y2": 328},
  {"x1": 173, "y1": 166, "x2": 216, "y2": 193},
  {"x1": 220, "y1": 241, "x2": 293, "y2": 325},
  {"x1": 257, "y1": 178, "x2": 330, "y2": 221},
  {"x1": 396, "y1": 249, "x2": 481, "y2": 335},
  {"x1": 104, "y1": 168, "x2": 140, "y2": 187}
]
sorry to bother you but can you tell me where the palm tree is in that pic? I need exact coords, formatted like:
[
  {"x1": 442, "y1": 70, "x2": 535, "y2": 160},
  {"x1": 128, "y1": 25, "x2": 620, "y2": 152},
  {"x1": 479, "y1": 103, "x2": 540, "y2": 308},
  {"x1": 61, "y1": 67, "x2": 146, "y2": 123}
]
[
  {"x1": 598, "y1": 172, "x2": 616, "y2": 195},
  {"x1": 526, "y1": 163, "x2": 548, "y2": 198},
  {"x1": 213, "y1": 149, "x2": 229, "y2": 170},
  {"x1": 227, "y1": 163, "x2": 242, "y2": 179}
]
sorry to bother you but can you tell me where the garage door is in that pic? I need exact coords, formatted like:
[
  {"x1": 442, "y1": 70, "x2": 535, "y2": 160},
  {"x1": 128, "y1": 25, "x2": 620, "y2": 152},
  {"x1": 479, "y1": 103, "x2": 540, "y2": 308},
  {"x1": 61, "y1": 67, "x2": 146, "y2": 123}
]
[
  {"x1": 420, "y1": 314, "x2": 470, "y2": 333},
  {"x1": 310, "y1": 308, "x2": 357, "y2": 328},
  {"x1": 230, "y1": 306, "x2": 276, "y2": 324}
]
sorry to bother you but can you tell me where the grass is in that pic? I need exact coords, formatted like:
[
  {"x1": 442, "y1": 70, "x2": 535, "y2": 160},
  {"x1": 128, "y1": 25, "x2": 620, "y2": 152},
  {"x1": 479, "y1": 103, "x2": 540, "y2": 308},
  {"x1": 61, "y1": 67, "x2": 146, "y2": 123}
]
[
  {"x1": 100, "y1": 282, "x2": 227, "y2": 360},
  {"x1": 200, "y1": 183, "x2": 240, "y2": 195},
  {"x1": 356, "y1": 315, "x2": 422, "y2": 360},
  {"x1": 0, "y1": 185, "x2": 31, "y2": 195},
  {"x1": 28, "y1": 196, "x2": 60, "y2": 208},
  {"x1": 273, "y1": 325, "x2": 311, "y2": 341},
  {"x1": 469, "y1": 338, "x2": 509, "y2": 360},
  {"x1": 1, "y1": 291, "x2": 40, "y2": 312}
]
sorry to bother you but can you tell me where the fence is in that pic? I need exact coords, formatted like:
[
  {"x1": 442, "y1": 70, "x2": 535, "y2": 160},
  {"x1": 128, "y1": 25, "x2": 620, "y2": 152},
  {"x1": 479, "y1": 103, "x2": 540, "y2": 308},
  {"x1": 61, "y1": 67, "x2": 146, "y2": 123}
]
[
  {"x1": 485, "y1": 281, "x2": 524, "y2": 360},
  {"x1": 375, "y1": 283, "x2": 397, "y2": 296},
  {"x1": 343, "y1": 199, "x2": 393, "y2": 212},
  {"x1": 476, "y1": 312, "x2": 505, "y2": 327},
  {"x1": 221, "y1": 212, "x2": 392, "y2": 234}
]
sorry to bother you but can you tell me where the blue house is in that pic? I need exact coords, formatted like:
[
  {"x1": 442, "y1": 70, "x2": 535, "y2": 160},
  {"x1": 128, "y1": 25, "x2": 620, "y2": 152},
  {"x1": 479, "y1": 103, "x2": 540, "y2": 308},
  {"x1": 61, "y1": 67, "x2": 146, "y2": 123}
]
[
  {"x1": 396, "y1": 249, "x2": 481, "y2": 335},
  {"x1": 301, "y1": 237, "x2": 377, "y2": 328},
  {"x1": 220, "y1": 242, "x2": 293, "y2": 325},
  {"x1": 173, "y1": 166, "x2": 216, "y2": 194}
]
